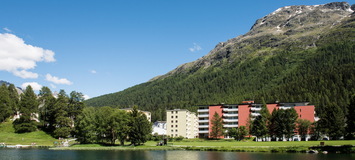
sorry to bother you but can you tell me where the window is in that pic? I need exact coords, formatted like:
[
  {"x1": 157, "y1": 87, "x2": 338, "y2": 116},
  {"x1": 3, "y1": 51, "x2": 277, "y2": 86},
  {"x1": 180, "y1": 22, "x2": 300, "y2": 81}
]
[
  {"x1": 171, "y1": 116, "x2": 173, "y2": 118},
  {"x1": 171, "y1": 125, "x2": 173, "y2": 128},
  {"x1": 176, "y1": 120, "x2": 178, "y2": 123},
  {"x1": 176, "y1": 111, "x2": 178, "y2": 114},
  {"x1": 171, "y1": 120, "x2": 173, "y2": 123},
  {"x1": 171, "y1": 130, "x2": 173, "y2": 132},
  {"x1": 300, "y1": 115, "x2": 302, "y2": 118},
  {"x1": 175, "y1": 129, "x2": 178, "y2": 132},
  {"x1": 175, "y1": 134, "x2": 178, "y2": 136},
  {"x1": 175, "y1": 125, "x2": 178, "y2": 127},
  {"x1": 300, "y1": 109, "x2": 302, "y2": 112},
  {"x1": 176, "y1": 116, "x2": 178, "y2": 118},
  {"x1": 171, "y1": 111, "x2": 174, "y2": 114},
  {"x1": 171, "y1": 134, "x2": 173, "y2": 137}
]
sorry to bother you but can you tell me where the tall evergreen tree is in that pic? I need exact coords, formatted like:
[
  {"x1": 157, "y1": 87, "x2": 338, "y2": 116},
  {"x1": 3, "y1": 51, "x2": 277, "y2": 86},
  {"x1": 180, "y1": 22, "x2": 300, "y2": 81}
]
[
  {"x1": 7, "y1": 84, "x2": 19, "y2": 114},
  {"x1": 251, "y1": 115, "x2": 268, "y2": 141},
  {"x1": 318, "y1": 103, "x2": 345, "y2": 140},
  {"x1": 0, "y1": 84, "x2": 12, "y2": 122},
  {"x1": 128, "y1": 106, "x2": 152, "y2": 145},
  {"x1": 75, "y1": 107, "x2": 97, "y2": 144},
  {"x1": 345, "y1": 94, "x2": 355, "y2": 139},
  {"x1": 38, "y1": 86, "x2": 56, "y2": 132},
  {"x1": 297, "y1": 119, "x2": 312, "y2": 141},
  {"x1": 52, "y1": 90, "x2": 72, "y2": 138},
  {"x1": 283, "y1": 108, "x2": 298, "y2": 140},
  {"x1": 210, "y1": 112, "x2": 224, "y2": 139},
  {"x1": 13, "y1": 85, "x2": 38, "y2": 133}
]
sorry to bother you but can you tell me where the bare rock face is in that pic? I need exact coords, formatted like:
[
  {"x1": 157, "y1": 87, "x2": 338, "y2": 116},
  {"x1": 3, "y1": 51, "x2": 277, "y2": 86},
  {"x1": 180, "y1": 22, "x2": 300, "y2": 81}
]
[
  {"x1": 249, "y1": 2, "x2": 353, "y2": 36},
  {"x1": 152, "y1": 2, "x2": 354, "y2": 80}
]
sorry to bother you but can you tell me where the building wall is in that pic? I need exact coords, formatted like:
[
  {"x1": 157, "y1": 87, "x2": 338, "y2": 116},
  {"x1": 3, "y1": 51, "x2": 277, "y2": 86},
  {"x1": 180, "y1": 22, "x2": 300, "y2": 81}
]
[
  {"x1": 238, "y1": 104, "x2": 250, "y2": 127},
  {"x1": 166, "y1": 109, "x2": 198, "y2": 138},
  {"x1": 294, "y1": 105, "x2": 315, "y2": 122}
]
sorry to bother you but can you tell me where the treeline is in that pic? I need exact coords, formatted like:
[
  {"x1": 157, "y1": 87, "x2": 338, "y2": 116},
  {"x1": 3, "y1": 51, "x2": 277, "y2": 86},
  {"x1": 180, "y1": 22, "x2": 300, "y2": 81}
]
[
  {"x1": 0, "y1": 84, "x2": 152, "y2": 145},
  {"x1": 0, "y1": 84, "x2": 85, "y2": 138},
  {"x1": 249, "y1": 96, "x2": 355, "y2": 140},
  {"x1": 85, "y1": 15, "x2": 355, "y2": 123},
  {"x1": 75, "y1": 106, "x2": 151, "y2": 145}
]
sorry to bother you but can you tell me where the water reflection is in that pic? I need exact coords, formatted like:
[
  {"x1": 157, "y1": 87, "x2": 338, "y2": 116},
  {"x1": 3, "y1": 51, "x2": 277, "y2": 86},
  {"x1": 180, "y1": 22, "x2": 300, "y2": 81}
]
[{"x1": 0, "y1": 149, "x2": 354, "y2": 160}]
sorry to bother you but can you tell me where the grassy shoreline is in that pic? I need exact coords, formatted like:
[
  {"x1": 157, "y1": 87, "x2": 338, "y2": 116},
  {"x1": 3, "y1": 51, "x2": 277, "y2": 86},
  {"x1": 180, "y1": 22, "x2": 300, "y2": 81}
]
[{"x1": 48, "y1": 140, "x2": 355, "y2": 153}]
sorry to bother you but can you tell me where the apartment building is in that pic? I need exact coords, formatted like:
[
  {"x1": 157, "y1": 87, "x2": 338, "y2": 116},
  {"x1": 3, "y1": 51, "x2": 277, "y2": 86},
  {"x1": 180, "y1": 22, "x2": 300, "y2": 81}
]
[
  {"x1": 166, "y1": 109, "x2": 198, "y2": 139},
  {"x1": 197, "y1": 101, "x2": 316, "y2": 138}
]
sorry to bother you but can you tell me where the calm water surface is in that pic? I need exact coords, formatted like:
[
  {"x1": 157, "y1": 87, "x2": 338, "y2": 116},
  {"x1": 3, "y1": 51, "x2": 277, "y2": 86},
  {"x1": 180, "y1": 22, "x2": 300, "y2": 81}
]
[{"x1": 0, "y1": 149, "x2": 354, "y2": 160}]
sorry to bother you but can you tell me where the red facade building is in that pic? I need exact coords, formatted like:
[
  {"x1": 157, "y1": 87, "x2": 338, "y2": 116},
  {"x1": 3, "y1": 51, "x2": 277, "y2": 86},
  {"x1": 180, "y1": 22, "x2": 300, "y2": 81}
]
[{"x1": 197, "y1": 101, "x2": 315, "y2": 138}]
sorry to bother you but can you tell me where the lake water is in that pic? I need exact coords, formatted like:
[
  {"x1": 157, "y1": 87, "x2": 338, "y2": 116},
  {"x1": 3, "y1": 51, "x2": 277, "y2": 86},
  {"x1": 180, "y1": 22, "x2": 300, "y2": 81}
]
[{"x1": 0, "y1": 149, "x2": 354, "y2": 160}]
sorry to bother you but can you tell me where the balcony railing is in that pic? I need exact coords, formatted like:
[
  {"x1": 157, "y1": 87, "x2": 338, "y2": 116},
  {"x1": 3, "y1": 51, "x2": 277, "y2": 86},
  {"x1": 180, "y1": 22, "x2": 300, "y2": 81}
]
[
  {"x1": 197, "y1": 109, "x2": 209, "y2": 112},
  {"x1": 198, "y1": 125, "x2": 209, "y2": 128},
  {"x1": 250, "y1": 107, "x2": 261, "y2": 111},
  {"x1": 251, "y1": 113, "x2": 260, "y2": 117},
  {"x1": 198, "y1": 130, "x2": 209, "y2": 133},
  {"x1": 198, "y1": 114, "x2": 209, "y2": 118},
  {"x1": 223, "y1": 108, "x2": 238, "y2": 112},
  {"x1": 224, "y1": 124, "x2": 238, "y2": 128},
  {"x1": 223, "y1": 113, "x2": 238, "y2": 117},
  {"x1": 223, "y1": 119, "x2": 238, "y2": 122}
]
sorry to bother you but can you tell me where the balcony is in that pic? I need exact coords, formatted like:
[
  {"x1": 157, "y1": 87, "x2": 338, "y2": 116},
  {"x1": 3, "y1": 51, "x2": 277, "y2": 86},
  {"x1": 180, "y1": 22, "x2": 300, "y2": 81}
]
[
  {"x1": 198, "y1": 114, "x2": 209, "y2": 118},
  {"x1": 198, "y1": 125, "x2": 209, "y2": 128},
  {"x1": 250, "y1": 107, "x2": 261, "y2": 111},
  {"x1": 223, "y1": 119, "x2": 238, "y2": 122},
  {"x1": 223, "y1": 108, "x2": 238, "y2": 112},
  {"x1": 197, "y1": 109, "x2": 209, "y2": 112},
  {"x1": 223, "y1": 113, "x2": 238, "y2": 117},
  {"x1": 224, "y1": 124, "x2": 238, "y2": 128},
  {"x1": 251, "y1": 113, "x2": 260, "y2": 117},
  {"x1": 198, "y1": 130, "x2": 209, "y2": 134},
  {"x1": 198, "y1": 120, "x2": 209, "y2": 123}
]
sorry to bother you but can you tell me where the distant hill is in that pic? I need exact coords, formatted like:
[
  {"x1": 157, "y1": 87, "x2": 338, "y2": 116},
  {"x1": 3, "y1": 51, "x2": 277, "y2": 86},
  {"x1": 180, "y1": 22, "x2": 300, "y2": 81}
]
[{"x1": 85, "y1": 2, "x2": 355, "y2": 122}]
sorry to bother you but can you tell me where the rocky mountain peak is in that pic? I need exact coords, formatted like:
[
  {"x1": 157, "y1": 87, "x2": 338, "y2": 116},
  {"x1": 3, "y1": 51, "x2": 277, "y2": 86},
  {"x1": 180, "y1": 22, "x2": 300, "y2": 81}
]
[
  {"x1": 249, "y1": 2, "x2": 353, "y2": 36},
  {"x1": 152, "y1": 2, "x2": 354, "y2": 81}
]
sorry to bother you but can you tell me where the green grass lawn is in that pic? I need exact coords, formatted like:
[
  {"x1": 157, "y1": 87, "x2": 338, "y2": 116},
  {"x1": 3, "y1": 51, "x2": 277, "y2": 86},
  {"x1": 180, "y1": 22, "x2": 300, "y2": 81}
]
[
  {"x1": 171, "y1": 139, "x2": 355, "y2": 147},
  {"x1": 0, "y1": 120, "x2": 57, "y2": 146}
]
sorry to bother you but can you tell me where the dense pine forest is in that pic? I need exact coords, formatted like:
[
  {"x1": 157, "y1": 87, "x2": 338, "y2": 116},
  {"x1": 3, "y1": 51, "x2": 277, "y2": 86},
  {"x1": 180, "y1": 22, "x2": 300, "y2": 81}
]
[{"x1": 85, "y1": 8, "x2": 355, "y2": 122}]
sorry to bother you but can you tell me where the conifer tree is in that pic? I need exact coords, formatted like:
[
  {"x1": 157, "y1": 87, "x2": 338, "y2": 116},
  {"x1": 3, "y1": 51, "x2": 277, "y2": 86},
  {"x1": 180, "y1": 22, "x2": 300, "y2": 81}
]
[
  {"x1": 210, "y1": 112, "x2": 224, "y2": 139},
  {"x1": 128, "y1": 106, "x2": 151, "y2": 145},
  {"x1": 0, "y1": 84, "x2": 12, "y2": 122},
  {"x1": 13, "y1": 85, "x2": 38, "y2": 133},
  {"x1": 38, "y1": 86, "x2": 56, "y2": 132},
  {"x1": 345, "y1": 94, "x2": 355, "y2": 139},
  {"x1": 7, "y1": 84, "x2": 19, "y2": 114}
]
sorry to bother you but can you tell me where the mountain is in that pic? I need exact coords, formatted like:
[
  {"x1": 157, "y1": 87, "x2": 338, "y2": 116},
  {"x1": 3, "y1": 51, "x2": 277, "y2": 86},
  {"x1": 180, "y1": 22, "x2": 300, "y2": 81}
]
[{"x1": 85, "y1": 2, "x2": 355, "y2": 122}]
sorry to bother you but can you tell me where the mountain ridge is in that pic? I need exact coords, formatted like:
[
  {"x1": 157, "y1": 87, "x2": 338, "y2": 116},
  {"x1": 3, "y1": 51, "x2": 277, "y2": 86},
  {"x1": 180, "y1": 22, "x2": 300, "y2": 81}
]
[{"x1": 85, "y1": 2, "x2": 355, "y2": 122}]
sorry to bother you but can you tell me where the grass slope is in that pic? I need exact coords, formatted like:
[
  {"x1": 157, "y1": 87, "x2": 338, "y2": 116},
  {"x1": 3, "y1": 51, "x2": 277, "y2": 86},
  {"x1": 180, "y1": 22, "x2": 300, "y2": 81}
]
[{"x1": 0, "y1": 120, "x2": 57, "y2": 146}]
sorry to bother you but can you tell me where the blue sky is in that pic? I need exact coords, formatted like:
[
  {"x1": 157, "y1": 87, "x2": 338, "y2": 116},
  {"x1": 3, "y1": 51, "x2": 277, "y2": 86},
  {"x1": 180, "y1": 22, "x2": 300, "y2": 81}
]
[{"x1": 0, "y1": 0, "x2": 345, "y2": 99}]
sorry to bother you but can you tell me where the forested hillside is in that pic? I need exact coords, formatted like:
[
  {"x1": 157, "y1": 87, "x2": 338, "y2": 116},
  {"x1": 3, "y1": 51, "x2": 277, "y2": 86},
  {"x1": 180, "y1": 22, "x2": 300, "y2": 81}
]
[{"x1": 85, "y1": 2, "x2": 355, "y2": 122}]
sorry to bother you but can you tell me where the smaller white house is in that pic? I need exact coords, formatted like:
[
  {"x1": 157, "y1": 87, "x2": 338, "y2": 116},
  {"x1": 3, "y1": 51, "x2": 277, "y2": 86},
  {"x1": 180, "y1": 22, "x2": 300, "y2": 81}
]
[{"x1": 152, "y1": 121, "x2": 166, "y2": 136}]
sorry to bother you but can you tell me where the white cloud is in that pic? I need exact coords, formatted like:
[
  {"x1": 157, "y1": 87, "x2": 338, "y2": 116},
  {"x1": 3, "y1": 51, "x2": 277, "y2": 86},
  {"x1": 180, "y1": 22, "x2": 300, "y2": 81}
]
[
  {"x1": 3, "y1": 27, "x2": 11, "y2": 32},
  {"x1": 83, "y1": 95, "x2": 90, "y2": 100},
  {"x1": 21, "y1": 82, "x2": 42, "y2": 91},
  {"x1": 189, "y1": 43, "x2": 202, "y2": 52},
  {"x1": 90, "y1": 70, "x2": 97, "y2": 74},
  {"x1": 13, "y1": 70, "x2": 39, "y2": 79},
  {"x1": 0, "y1": 33, "x2": 56, "y2": 79},
  {"x1": 45, "y1": 74, "x2": 73, "y2": 85}
]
